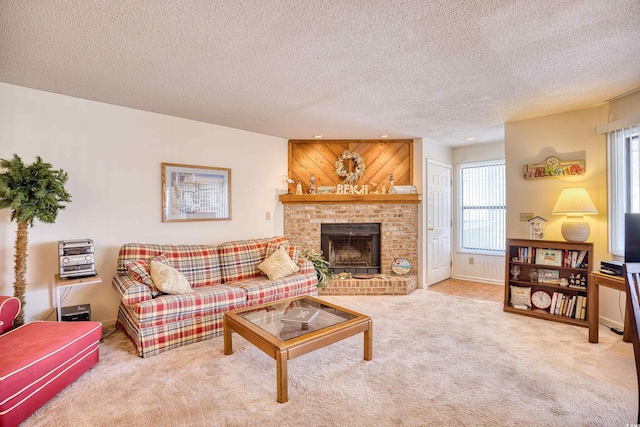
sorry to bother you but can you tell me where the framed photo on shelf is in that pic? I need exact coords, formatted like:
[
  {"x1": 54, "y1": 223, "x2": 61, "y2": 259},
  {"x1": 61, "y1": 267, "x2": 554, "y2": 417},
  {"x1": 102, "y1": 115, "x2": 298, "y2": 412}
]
[
  {"x1": 538, "y1": 269, "x2": 560, "y2": 284},
  {"x1": 162, "y1": 163, "x2": 231, "y2": 222},
  {"x1": 535, "y1": 249, "x2": 563, "y2": 266}
]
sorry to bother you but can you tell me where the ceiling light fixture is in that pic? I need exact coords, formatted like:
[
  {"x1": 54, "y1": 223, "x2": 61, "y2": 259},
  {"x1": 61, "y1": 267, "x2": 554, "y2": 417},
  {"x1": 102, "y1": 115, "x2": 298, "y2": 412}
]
[
  {"x1": 313, "y1": 135, "x2": 323, "y2": 139},
  {"x1": 380, "y1": 134, "x2": 389, "y2": 138},
  {"x1": 466, "y1": 137, "x2": 475, "y2": 141}
]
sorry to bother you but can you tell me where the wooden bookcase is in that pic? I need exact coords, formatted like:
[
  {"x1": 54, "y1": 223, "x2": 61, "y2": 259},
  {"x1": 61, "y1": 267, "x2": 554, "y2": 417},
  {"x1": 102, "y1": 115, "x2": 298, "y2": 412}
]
[{"x1": 504, "y1": 238, "x2": 593, "y2": 327}]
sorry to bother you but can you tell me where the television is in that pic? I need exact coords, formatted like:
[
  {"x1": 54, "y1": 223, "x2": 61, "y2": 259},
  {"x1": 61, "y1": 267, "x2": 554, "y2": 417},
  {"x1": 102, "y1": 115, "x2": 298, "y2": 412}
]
[{"x1": 625, "y1": 213, "x2": 640, "y2": 263}]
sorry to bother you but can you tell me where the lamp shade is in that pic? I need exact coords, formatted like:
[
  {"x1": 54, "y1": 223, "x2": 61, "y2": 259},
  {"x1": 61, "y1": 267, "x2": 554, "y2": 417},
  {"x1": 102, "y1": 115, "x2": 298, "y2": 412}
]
[
  {"x1": 551, "y1": 188, "x2": 598, "y2": 215},
  {"x1": 552, "y1": 188, "x2": 598, "y2": 242}
]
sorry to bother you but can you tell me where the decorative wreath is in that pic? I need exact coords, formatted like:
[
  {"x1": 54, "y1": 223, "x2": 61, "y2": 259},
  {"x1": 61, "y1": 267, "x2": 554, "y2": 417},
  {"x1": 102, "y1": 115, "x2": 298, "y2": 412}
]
[{"x1": 334, "y1": 150, "x2": 365, "y2": 184}]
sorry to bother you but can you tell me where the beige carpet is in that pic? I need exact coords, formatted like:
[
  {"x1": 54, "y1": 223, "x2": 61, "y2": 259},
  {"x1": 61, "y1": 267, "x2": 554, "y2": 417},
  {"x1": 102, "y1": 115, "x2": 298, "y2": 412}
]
[{"x1": 23, "y1": 290, "x2": 635, "y2": 426}]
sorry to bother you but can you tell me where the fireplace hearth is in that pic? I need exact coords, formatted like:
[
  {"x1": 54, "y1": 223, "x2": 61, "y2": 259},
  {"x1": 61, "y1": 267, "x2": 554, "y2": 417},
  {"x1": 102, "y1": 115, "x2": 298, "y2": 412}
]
[{"x1": 321, "y1": 223, "x2": 381, "y2": 274}]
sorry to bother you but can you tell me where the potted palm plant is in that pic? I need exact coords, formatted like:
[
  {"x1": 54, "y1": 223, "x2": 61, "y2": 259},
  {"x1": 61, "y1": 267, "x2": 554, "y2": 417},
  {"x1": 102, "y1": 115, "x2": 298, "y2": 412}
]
[
  {"x1": 299, "y1": 248, "x2": 333, "y2": 287},
  {"x1": 0, "y1": 154, "x2": 71, "y2": 326}
]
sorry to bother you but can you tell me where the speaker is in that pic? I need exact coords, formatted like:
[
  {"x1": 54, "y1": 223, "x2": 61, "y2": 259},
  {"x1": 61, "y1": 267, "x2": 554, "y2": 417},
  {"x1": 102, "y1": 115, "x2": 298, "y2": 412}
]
[{"x1": 61, "y1": 304, "x2": 91, "y2": 321}]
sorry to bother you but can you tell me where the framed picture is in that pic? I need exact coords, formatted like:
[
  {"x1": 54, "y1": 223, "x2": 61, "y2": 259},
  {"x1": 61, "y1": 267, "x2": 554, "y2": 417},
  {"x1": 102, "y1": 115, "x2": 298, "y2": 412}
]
[
  {"x1": 393, "y1": 185, "x2": 417, "y2": 194},
  {"x1": 538, "y1": 269, "x2": 560, "y2": 284},
  {"x1": 162, "y1": 163, "x2": 231, "y2": 222},
  {"x1": 535, "y1": 249, "x2": 563, "y2": 266}
]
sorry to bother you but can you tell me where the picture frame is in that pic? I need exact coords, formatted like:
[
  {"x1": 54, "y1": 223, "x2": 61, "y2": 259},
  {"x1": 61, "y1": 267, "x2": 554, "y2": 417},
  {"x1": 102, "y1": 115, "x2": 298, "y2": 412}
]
[
  {"x1": 535, "y1": 249, "x2": 563, "y2": 266},
  {"x1": 523, "y1": 156, "x2": 585, "y2": 179},
  {"x1": 393, "y1": 185, "x2": 418, "y2": 194},
  {"x1": 162, "y1": 163, "x2": 231, "y2": 222},
  {"x1": 537, "y1": 269, "x2": 560, "y2": 284},
  {"x1": 317, "y1": 185, "x2": 336, "y2": 194}
]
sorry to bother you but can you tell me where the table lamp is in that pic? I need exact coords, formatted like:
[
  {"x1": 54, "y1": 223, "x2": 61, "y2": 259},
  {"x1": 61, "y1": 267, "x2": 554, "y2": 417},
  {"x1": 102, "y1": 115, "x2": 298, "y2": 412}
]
[{"x1": 551, "y1": 187, "x2": 598, "y2": 242}]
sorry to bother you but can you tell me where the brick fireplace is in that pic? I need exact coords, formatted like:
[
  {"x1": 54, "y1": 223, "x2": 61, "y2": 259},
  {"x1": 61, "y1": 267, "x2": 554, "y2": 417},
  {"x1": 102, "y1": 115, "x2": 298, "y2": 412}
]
[{"x1": 280, "y1": 194, "x2": 420, "y2": 295}]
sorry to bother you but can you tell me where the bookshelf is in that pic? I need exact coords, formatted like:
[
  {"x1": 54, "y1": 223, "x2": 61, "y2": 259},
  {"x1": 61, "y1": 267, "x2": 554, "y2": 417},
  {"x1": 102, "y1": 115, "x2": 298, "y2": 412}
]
[{"x1": 504, "y1": 238, "x2": 593, "y2": 327}]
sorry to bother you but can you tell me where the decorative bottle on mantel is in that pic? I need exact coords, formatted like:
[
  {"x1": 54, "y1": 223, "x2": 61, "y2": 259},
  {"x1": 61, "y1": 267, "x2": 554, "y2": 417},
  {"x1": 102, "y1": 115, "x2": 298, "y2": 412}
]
[
  {"x1": 295, "y1": 179, "x2": 303, "y2": 195},
  {"x1": 309, "y1": 174, "x2": 316, "y2": 194},
  {"x1": 388, "y1": 173, "x2": 396, "y2": 194}
]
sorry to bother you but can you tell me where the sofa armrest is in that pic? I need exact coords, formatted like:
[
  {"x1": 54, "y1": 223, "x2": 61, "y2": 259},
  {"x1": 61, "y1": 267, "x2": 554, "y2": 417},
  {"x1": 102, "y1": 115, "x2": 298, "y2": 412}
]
[
  {"x1": 0, "y1": 296, "x2": 20, "y2": 334},
  {"x1": 298, "y1": 259, "x2": 315, "y2": 275},
  {"x1": 112, "y1": 274, "x2": 153, "y2": 306}
]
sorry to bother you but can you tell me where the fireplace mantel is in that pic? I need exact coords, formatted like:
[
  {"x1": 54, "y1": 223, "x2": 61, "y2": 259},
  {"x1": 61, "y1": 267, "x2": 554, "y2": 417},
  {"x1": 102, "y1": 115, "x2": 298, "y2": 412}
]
[{"x1": 278, "y1": 194, "x2": 421, "y2": 204}]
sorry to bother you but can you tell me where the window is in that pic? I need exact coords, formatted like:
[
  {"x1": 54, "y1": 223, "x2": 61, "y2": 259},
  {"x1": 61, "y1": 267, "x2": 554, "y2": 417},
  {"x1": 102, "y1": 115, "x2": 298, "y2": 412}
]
[
  {"x1": 458, "y1": 159, "x2": 506, "y2": 253},
  {"x1": 608, "y1": 123, "x2": 640, "y2": 256}
]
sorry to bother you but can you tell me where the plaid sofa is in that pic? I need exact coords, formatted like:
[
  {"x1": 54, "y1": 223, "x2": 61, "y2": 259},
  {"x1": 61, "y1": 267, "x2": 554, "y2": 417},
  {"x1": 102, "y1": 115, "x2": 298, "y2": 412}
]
[{"x1": 113, "y1": 236, "x2": 318, "y2": 358}]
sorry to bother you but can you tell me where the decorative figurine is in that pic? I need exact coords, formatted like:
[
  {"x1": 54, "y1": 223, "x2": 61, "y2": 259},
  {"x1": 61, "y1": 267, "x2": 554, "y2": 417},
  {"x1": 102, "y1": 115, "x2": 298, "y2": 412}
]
[
  {"x1": 309, "y1": 174, "x2": 316, "y2": 194},
  {"x1": 388, "y1": 173, "x2": 396, "y2": 194},
  {"x1": 295, "y1": 179, "x2": 302, "y2": 195},
  {"x1": 381, "y1": 183, "x2": 386, "y2": 194}
]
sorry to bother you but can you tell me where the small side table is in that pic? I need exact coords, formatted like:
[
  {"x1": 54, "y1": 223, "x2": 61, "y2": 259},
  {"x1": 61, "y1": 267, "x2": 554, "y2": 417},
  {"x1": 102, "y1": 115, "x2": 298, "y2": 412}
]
[
  {"x1": 54, "y1": 273, "x2": 102, "y2": 321},
  {"x1": 588, "y1": 271, "x2": 631, "y2": 343}
]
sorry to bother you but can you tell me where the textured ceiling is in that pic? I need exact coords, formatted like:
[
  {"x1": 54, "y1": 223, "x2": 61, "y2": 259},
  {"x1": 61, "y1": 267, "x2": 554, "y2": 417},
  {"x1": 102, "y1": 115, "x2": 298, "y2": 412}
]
[{"x1": 1, "y1": 0, "x2": 639, "y2": 147}]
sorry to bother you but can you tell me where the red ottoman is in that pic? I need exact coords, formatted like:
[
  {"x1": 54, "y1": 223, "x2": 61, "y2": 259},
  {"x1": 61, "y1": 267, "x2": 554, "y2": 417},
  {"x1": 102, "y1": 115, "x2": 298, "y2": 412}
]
[{"x1": 0, "y1": 320, "x2": 102, "y2": 427}]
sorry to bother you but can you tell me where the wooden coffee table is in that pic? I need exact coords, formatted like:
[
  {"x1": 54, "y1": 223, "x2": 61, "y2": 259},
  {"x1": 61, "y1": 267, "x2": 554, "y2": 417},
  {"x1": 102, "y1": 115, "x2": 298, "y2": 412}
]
[{"x1": 223, "y1": 296, "x2": 372, "y2": 403}]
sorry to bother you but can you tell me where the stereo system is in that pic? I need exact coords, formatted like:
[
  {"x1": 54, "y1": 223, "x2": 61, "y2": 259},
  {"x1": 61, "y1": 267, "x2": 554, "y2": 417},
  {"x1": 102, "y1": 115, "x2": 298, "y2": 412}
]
[
  {"x1": 58, "y1": 239, "x2": 96, "y2": 278},
  {"x1": 600, "y1": 260, "x2": 624, "y2": 277},
  {"x1": 61, "y1": 304, "x2": 91, "y2": 321}
]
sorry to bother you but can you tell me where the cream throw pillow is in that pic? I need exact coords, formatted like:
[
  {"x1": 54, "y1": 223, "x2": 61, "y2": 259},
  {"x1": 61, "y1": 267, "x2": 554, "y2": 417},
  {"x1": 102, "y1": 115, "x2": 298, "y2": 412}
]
[
  {"x1": 258, "y1": 246, "x2": 300, "y2": 280},
  {"x1": 150, "y1": 260, "x2": 193, "y2": 294}
]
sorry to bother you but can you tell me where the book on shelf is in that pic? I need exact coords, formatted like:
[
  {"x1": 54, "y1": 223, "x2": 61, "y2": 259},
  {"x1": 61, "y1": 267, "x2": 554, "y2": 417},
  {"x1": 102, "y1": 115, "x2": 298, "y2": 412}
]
[
  {"x1": 557, "y1": 293, "x2": 565, "y2": 316},
  {"x1": 576, "y1": 250, "x2": 587, "y2": 268},
  {"x1": 575, "y1": 296, "x2": 583, "y2": 319},
  {"x1": 550, "y1": 292, "x2": 558, "y2": 314},
  {"x1": 280, "y1": 307, "x2": 320, "y2": 324}
]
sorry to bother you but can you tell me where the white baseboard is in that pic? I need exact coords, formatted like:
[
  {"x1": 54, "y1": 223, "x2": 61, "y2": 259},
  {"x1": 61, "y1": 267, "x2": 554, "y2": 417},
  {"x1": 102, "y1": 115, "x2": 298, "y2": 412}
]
[
  {"x1": 598, "y1": 315, "x2": 624, "y2": 332},
  {"x1": 450, "y1": 274, "x2": 504, "y2": 286}
]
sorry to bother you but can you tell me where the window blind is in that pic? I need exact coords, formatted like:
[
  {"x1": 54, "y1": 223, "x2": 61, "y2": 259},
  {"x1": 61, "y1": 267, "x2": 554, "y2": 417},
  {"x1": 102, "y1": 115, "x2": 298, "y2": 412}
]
[
  {"x1": 608, "y1": 123, "x2": 640, "y2": 256},
  {"x1": 459, "y1": 159, "x2": 506, "y2": 253}
]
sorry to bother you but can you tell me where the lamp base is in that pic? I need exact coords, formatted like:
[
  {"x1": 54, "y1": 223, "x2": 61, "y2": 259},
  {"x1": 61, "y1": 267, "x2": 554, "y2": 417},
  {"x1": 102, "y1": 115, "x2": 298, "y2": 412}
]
[{"x1": 560, "y1": 218, "x2": 590, "y2": 242}]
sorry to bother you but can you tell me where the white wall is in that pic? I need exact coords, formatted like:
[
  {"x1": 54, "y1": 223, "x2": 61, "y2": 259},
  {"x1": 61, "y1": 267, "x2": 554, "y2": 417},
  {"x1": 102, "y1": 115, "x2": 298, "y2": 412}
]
[
  {"x1": 505, "y1": 106, "x2": 618, "y2": 325},
  {"x1": 452, "y1": 141, "x2": 506, "y2": 284},
  {"x1": 0, "y1": 83, "x2": 288, "y2": 326}
]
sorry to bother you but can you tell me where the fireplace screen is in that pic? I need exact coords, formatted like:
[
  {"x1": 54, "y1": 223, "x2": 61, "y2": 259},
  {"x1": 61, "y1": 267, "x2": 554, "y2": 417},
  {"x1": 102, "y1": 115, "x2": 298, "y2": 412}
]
[{"x1": 320, "y1": 223, "x2": 381, "y2": 274}]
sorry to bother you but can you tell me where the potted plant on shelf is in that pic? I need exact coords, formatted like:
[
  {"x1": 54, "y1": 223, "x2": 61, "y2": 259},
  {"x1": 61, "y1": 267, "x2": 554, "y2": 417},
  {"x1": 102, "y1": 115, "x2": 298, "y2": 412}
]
[
  {"x1": 300, "y1": 248, "x2": 333, "y2": 287},
  {"x1": 0, "y1": 154, "x2": 71, "y2": 326}
]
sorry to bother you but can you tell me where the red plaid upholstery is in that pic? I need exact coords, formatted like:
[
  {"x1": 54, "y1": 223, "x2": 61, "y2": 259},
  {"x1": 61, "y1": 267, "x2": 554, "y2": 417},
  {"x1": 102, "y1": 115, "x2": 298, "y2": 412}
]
[
  {"x1": 117, "y1": 243, "x2": 222, "y2": 288},
  {"x1": 112, "y1": 274, "x2": 153, "y2": 306},
  {"x1": 218, "y1": 236, "x2": 288, "y2": 283},
  {"x1": 133, "y1": 285, "x2": 246, "y2": 325},
  {"x1": 265, "y1": 242, "x2": 300, "y2": 262},
  {"x1": 299, "y1": 259, "x2": 315, "y2": 275},
  {"x1": 228, "y1": 271, "x2": 319, "y2": 305},
  {"x1": 113, "y1": 236, "x2": 317, "y2": 358},
  {"x1": 117, "y1": 306, "x2": 227, "y2": 358}
]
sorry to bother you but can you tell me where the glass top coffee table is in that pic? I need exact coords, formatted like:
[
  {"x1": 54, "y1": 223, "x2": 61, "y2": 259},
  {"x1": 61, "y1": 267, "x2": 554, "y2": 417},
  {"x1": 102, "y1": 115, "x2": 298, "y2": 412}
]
[{"x1": 223, "y1": 295, "x2": 372, "y2": 403}]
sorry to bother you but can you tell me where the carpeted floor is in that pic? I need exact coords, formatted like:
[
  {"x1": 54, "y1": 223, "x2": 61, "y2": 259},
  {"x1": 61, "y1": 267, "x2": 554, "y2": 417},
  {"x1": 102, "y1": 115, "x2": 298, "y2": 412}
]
[{"x1": 22, "y1": 290, "x2": 636, "y2": 426}]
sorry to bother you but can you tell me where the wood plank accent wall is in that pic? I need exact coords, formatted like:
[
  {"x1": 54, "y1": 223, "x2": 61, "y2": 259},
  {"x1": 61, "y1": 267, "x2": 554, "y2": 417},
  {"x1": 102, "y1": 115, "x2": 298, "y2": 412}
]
[{"x1": 288, "y1": 139, "x2": 413, "y2": 193}]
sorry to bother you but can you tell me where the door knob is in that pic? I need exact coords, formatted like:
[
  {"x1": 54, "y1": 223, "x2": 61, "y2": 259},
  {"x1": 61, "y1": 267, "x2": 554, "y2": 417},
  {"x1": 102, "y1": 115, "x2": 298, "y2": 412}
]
[{"x1": 428, "y1": 227, "x2": 434, "y2": 231}]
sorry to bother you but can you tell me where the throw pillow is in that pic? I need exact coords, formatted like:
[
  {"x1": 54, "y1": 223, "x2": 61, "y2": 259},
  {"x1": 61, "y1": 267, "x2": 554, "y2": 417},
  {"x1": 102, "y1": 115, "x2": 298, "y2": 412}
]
[
  {"x1": 510, "y1": 285, "x2": 532, "y2": 307},
  {"x1": 258, "y1": 246, "x2": 300, "y2": 280},
  {"x1": 123, "y1": 259, "x2": 160, "y2": 296},
  {"x1": 265, "y1": 243, "x2": 300, "y2": 263},
  {"x1": 150, "y1": 260, "x2": 193, "y2": 294}
]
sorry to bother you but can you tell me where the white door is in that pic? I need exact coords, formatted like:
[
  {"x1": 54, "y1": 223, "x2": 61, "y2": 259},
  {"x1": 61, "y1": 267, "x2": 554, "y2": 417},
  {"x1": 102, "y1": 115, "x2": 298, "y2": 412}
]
[{"x1": 426, "y1": 160, "x2": 452, "y2": 285}]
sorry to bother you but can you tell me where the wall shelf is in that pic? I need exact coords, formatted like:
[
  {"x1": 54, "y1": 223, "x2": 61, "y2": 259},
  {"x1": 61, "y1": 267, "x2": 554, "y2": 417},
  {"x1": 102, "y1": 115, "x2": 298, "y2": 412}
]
[{"x1": 278, "y1": 194, "x2": 421, "y2": 204}]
